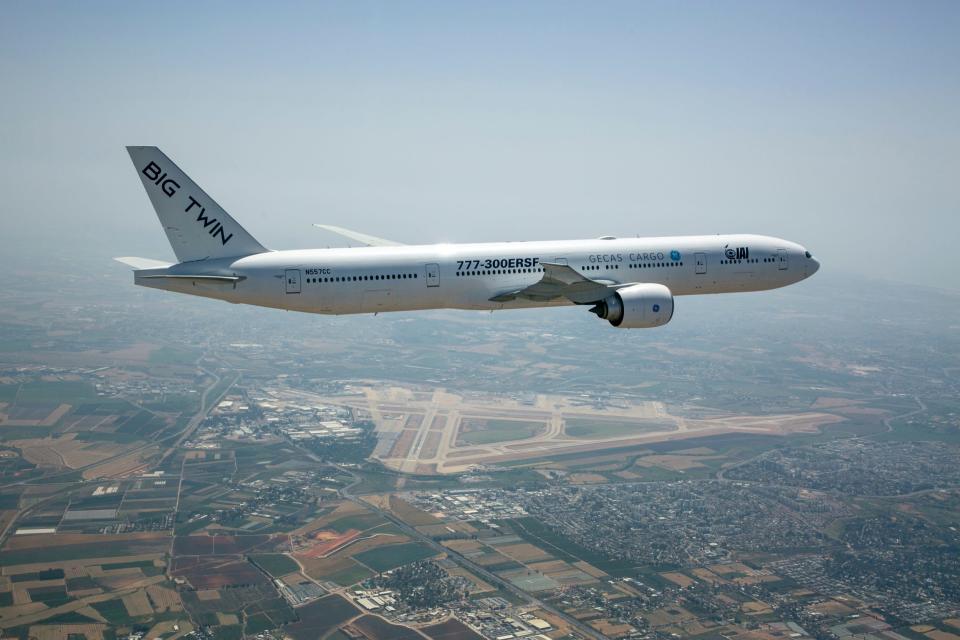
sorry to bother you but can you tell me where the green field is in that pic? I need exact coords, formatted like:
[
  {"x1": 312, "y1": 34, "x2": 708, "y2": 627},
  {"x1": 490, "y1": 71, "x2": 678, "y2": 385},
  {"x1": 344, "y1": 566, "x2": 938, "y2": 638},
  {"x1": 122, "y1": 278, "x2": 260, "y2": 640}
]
[
  {"x1": 250, "y1": 553, "x2": 300, "y2": 577},
  {"x1": 326, "y1": 512, "x2": 388, "y2": 533},
  {"x1": 457, "y1": 419, "x2": 544, "y2": 446},
  {"x1": 565, "y1": 418, "x2": 676, "y2": 439},
  {"x1": 327, "y1": 564, "x2": 373, "y2": 586},
  {"x1": 352, "y1": 542, "x2": 437, "y2": 572}
]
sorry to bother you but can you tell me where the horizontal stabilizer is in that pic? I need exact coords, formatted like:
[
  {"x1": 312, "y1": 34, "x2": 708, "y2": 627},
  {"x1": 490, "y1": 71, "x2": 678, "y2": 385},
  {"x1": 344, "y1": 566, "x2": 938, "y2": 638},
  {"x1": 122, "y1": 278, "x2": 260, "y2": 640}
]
[
  {"x1": 312, "y1": 224, "x2": 404, "y2": 247},
  {"x1": 137, "y1": 274, "x2": 244, "y2": 282},
  {"x1": 114, "y1": 256, "x2": 173, "y2": 269}
]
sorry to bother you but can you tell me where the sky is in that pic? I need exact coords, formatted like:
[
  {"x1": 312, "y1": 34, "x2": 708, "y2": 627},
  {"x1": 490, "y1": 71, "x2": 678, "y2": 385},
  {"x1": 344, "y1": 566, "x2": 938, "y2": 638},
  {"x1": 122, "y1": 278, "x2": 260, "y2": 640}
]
[{"x1": 1, "y1": 1, "x2": 958, "y2": 289}]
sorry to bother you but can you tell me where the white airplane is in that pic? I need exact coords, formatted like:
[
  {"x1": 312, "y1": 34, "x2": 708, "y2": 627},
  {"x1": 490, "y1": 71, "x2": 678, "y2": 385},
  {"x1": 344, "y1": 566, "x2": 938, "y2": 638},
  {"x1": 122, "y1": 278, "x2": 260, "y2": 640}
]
[{"x1": 117, "y1": 147, "x2": 819, "y2": 329}]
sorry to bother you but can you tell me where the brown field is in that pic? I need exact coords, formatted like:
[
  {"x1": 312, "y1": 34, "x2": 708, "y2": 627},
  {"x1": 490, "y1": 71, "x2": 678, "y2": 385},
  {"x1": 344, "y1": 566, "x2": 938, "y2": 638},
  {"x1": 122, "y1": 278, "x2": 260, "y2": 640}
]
[
  {"x1": 660, "y1": 572, "x2": 696, "y2": 588},
  {"x1": 30, "y1": 623, "x2": 108, "y2": 640},
  {"x1": 496, "y1": 543, "x2": 553, "y2": 564},
  {"x1": 121, "y1": 591, "x2": 154, "y2": 616},
  {"x1": 590, "y1": 619, "x2": 635, "y2": 638},
  {"x1": 3, "y1": 530, "x2": 167, "y2": 552},
  {"x1": 691, "y1": 568, "x2": 724, "y2": 584},
  {"x1": 146, "y1": 585, "x2": 182, "y2": 612},
  {"x1": 645, "y1": 606, "x2": 697, "y2": 627},
  {"x1": 741, "y1": 601, "x2": 773, "y2": 614},
  {"x1": 925, "y1": 631, "x2": 960, "y2": 640},
  {"x1": 196, "y1": 589, "x2": 220, "y2": 601},
  {"x1": 527, "y1": 560, "x2": 570, "y2": 574}
]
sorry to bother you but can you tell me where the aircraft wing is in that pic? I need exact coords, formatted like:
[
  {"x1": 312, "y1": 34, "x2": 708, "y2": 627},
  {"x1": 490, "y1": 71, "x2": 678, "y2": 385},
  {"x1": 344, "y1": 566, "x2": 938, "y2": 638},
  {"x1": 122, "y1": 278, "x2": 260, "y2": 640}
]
[
  {"x1": 490, "y1": 262, "x2": 623, "y2": 304},
  {"x1": 312, "y1": 224, "x2": 404, "y2": 247}
]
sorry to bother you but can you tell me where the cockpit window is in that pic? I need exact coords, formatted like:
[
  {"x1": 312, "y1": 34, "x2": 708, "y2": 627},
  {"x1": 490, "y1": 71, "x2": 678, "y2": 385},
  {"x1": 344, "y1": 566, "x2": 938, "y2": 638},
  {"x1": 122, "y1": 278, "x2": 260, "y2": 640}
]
[{"x1": 805, "y1": 251, "x2": 812, "y2": 259}]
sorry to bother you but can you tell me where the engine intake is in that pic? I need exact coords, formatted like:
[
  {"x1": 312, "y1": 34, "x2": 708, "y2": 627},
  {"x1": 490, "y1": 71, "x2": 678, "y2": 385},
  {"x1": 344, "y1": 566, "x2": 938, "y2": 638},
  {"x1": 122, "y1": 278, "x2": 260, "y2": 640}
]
[{"x1": 589, "y1": 283, "x2": 674, "y2": 328}]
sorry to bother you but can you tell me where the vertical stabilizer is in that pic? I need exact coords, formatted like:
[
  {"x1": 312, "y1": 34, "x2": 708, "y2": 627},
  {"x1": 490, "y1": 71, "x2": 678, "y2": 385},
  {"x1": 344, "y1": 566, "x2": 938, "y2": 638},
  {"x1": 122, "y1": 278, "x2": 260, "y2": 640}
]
[{"x1": 127, "y1": 147, "x2": 268, "y2": 262}]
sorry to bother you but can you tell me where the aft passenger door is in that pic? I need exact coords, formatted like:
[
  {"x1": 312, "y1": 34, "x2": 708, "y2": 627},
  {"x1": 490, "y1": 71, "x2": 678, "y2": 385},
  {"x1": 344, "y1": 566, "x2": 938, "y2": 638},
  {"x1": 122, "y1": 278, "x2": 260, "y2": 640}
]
[
  {"x1": 425, "y1": 263, "x2": 440, "y2": 287},
  {"x1": 285, "y1": 269, "x2": 301, "y2": 294}
]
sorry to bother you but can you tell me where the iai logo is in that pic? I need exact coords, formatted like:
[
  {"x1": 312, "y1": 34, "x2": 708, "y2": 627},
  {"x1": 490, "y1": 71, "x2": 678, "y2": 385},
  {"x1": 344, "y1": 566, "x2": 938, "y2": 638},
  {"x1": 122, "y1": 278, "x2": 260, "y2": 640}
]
[
  {"x1": 653, "y1": 304, "x2": 660, "y2": 313},
  {"x1": 670, "y1": 250, "x2": 681, "y2": 261}
]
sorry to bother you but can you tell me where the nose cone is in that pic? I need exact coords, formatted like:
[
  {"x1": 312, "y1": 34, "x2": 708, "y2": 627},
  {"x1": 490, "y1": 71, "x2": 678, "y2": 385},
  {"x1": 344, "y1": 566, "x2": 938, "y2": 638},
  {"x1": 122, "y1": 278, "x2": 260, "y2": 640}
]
[{"x1": 806, "y1": 255, "x2": 820, "y2": 278}]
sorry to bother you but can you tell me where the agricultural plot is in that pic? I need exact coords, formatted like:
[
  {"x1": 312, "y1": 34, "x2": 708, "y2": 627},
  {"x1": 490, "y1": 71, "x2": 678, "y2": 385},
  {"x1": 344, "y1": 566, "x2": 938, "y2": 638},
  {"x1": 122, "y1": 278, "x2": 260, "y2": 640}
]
[
  {"x1": 349, "y1": 615, "x2": 424, "y2": 640},
  {"x1": 284, "y1": 594, "x2": 359, "y2": 640},
  {"x1": 351, "y1": 542, "x2": 437, "y2": 572},
  {"x1": 249, "y1": 553, "x2": 300, "y2": 577},
  {"x1": 172, "y1": 534, "x2": 270, "y2": 556},
  {"x1": 171, "y1": 557, "x2": 268, "y2": 589},
  {"x1": 0, "y1": 533, "x2": 170, "y2": 566},
  {"x1": 423, "y1": 618, "x2": 486, "y2": 640}
]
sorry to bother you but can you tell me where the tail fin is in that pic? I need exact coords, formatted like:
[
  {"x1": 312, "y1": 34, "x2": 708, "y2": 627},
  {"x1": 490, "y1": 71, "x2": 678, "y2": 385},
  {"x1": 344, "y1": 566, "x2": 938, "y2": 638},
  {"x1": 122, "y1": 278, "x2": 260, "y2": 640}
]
[{"x1": 126, "y1": 147, "x2": 268, "y2": 263}]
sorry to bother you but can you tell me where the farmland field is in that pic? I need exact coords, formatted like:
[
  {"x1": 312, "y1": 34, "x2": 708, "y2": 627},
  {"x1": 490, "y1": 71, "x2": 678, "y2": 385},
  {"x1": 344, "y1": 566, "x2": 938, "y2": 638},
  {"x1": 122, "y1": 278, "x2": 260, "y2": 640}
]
[
  {"x1": 249, "y1": 553, "x2": 300, "y2": 577},
  {"x1": 284, "y1": 594, "x2": 359, "y2": 640},
  {"x1": 423, "y1": 619, "x2": 486, "y2": 640},
  {"x1": 351, "y1": 615, "x2": 424, "y2": 640},
  {"x1": 352, "y1": 542, "x2": 437, "y2": 572}
]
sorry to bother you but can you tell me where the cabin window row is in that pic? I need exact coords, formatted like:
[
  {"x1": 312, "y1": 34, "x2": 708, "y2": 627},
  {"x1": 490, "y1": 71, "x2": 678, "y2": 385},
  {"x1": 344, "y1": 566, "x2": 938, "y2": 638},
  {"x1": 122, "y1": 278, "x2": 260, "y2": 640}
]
[
  {"x1": 456, "y1": 268, "x2": 544, "y2": 277},
  {"x1": 628, "y1": 262, "x2": 683, "y2": 269},
  {"x1": 306, "y1": 273, "x2": 419, "y2": 284},
  {"x1": 721, "y1": 258, "x2": 767, "y2": 264}
]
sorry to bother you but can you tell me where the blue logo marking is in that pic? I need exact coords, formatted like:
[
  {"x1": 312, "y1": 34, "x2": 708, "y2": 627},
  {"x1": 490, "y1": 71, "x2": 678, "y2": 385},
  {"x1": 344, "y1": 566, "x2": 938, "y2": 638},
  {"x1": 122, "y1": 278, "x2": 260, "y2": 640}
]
[
  {"x1": 670, "y1": 250, "x2": 681, "y2": 261},
  {"x1": 653, "y1": 304, "x2": 660, "y2": 313}
]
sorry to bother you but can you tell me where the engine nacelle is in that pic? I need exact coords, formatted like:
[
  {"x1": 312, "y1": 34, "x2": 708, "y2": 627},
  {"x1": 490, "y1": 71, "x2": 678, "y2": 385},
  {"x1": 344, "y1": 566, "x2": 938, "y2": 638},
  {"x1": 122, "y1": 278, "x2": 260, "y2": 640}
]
[{"x1": 589, "y1": 283, "x2": 674, "y2": 328}]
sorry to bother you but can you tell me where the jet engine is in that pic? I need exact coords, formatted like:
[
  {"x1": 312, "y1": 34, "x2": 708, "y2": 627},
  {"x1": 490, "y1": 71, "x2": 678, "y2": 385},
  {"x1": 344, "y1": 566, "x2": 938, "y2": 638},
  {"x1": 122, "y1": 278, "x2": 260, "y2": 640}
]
[{"x1": 589, "y1": 283, "x2": 674, "y2": 328}]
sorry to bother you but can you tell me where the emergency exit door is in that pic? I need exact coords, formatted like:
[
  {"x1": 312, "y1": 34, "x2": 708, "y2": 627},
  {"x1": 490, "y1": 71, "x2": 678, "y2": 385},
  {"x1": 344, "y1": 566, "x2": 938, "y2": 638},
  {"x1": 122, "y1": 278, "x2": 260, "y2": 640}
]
[{"x1": 285, "y1": 269, "x2": 301, "y2": 294}]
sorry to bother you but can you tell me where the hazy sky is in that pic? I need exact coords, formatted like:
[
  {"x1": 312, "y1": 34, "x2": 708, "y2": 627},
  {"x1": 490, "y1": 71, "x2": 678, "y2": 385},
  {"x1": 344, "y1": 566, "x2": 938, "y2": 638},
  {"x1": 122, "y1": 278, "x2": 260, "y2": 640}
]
[{"x1": 1, "y1": 2, "x2": 958, "y2": 288}]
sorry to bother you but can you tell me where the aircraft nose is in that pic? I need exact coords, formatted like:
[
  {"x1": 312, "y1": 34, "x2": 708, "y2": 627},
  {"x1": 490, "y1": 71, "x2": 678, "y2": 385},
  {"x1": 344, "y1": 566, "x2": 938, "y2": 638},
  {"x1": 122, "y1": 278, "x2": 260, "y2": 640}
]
[{"x1": 806, "y1": 254, "x2": 820, "y2": 277}]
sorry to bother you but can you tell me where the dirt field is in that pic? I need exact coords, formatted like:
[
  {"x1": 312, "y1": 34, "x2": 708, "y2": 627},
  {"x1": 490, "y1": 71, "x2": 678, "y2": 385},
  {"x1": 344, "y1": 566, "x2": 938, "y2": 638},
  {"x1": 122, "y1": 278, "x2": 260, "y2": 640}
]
[
  {"x1": 496, "y1": 543, "x2": 553, "y2": 563},
  {"x1": 121, "y1": 590, "x2": 154, "y2": 616},
  {"x1": 661, "y1": 572, "x2": 696, "y2": 588},
  {"x1": 30, "y1": 623, "x2": 108, "y2": 640}
]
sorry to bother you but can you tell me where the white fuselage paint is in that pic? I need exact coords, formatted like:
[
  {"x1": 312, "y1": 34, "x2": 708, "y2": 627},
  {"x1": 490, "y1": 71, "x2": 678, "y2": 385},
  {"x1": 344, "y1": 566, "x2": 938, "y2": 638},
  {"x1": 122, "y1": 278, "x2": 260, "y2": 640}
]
[{"x1": 135, "y1": 234, "x2": 819, "y2": 316}]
